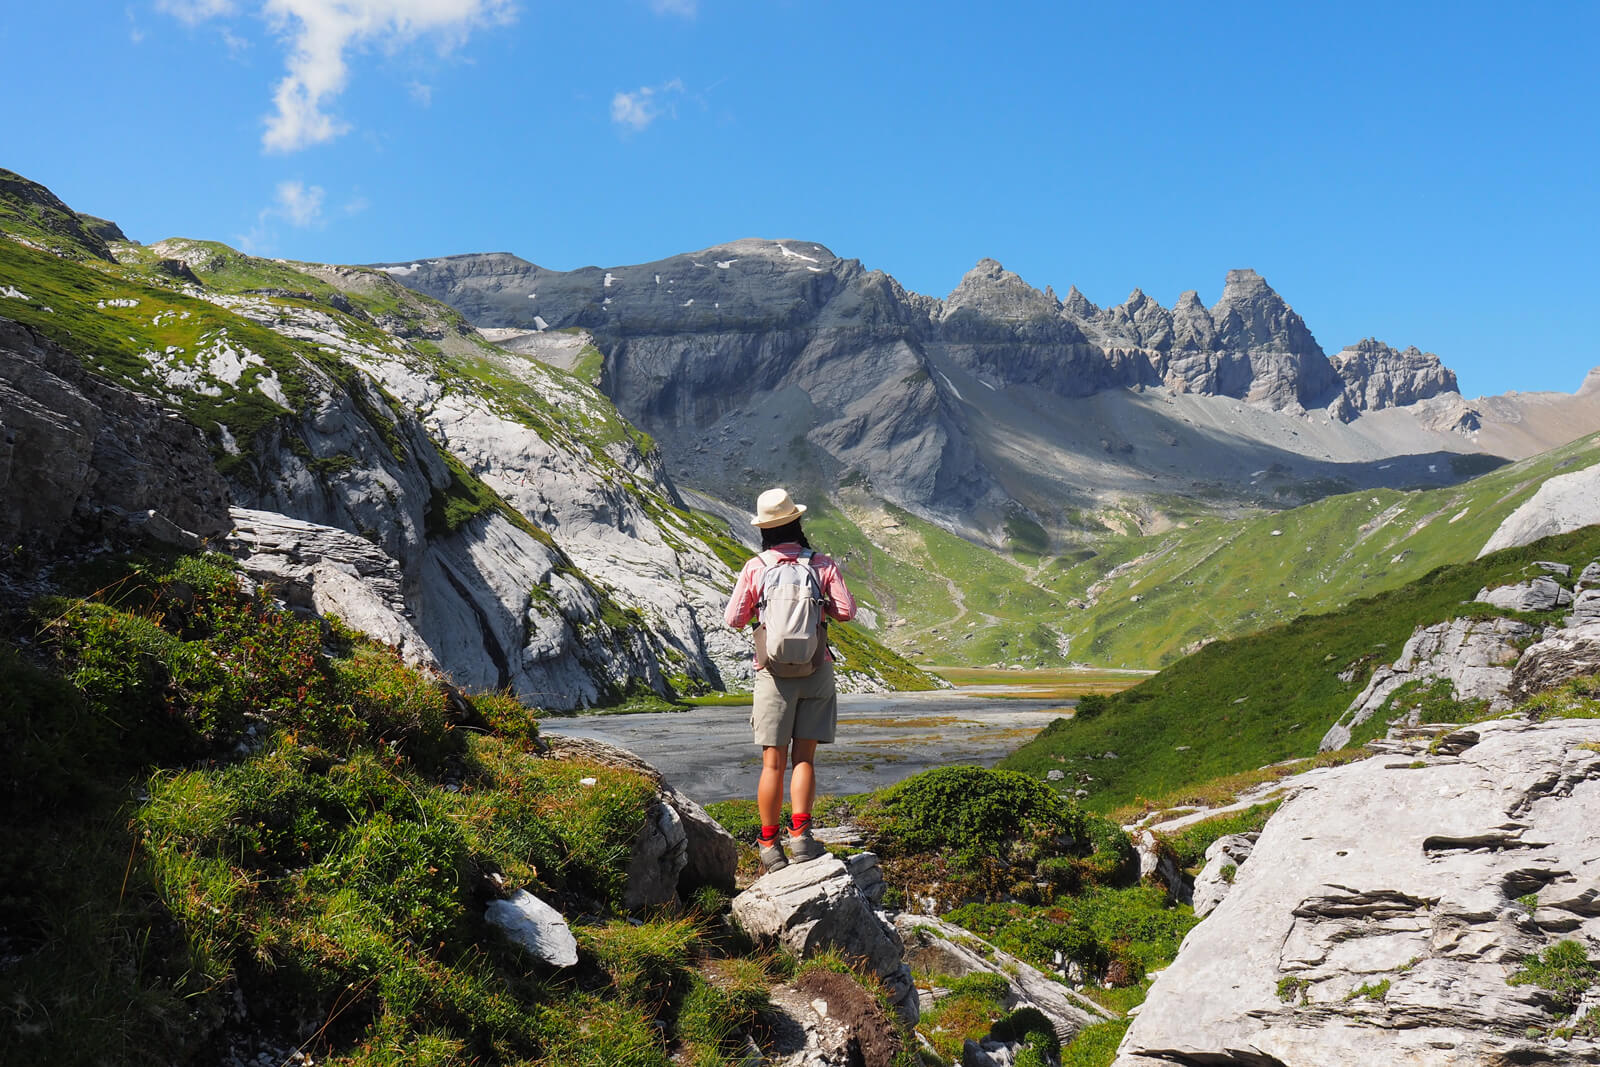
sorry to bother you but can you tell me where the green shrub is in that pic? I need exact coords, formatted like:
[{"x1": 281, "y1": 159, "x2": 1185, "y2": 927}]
[
  {"x1": 864, "y1": 765, "x2": 1084, "y2": 858},
  {"x1": 1507, "y1": 940, "x2": 1597, "y2": 1013},
  {"x1": 947, "y1": 971, "x2": 1011, "y2": 1000},
  {"x1": 992, "y1": 1005, "x2": 1060, "y2": 1057}
]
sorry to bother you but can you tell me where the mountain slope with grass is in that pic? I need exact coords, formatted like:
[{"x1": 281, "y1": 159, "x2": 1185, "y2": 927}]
[
  {"x1": 0, "y1": 167, "x2": 935, "y2": 705},
  {"x1": 1000, "y1": 523, "x2": 1600, "y2": 816}
]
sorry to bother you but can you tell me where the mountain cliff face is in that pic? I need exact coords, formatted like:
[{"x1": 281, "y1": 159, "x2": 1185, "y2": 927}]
[
  {"x1": 377, "y1": 244, "x2": 1501, "y2": 538},
  {"x1": 0, "y1": 171, "x2": 933, "y2": 707}
]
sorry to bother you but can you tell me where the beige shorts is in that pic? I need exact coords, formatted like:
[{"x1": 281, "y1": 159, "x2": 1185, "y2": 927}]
[{"x1": 751, "y1": 661, "x2": 837, "y2": 747}]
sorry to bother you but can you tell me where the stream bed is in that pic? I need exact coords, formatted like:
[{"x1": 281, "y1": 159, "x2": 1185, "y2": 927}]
[{"x1": 544, "y1": 688, "x2": 1074, "y2": 803}]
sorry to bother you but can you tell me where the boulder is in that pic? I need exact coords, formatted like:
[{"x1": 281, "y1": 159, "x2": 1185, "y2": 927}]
[
  {"x1": 1192, "y1": 833, "x2": 1257, "y2": 919},
  {"x1": 226, "y1": 506, "x2": 439, "y2": 670},
  {"x1": 731, "y1": 854, "x2": 917, "y2": 1021},
  {"x1": 1579, "y1": 561, "x2": 1600, "y2": 589},
  {"x1": 484, "y1": 889, "x2": 578, "y2": 967},
  {"x1": 1134, "y1": 828, "x2": 1191, "y2": 903},
  {"x1": 1571, "y1": 589, "x2": 1600, "y2": 627},
  {"x1": 1479, "y1": 462, "x2": 1600, "y2": 557},
  {"x1": 622, "y1": 799, "x2": 687, "y2": 911},
  {"x1": 1320, "y1": 617, "x2": 1534, "y2": 751},
  {"x1": 1510, "y1": 622, "x2": 1600, "y2": 704},
  {"x1": 1476, "y1": 576, "x2": 1574, "y2": 612},
  {"x1": 895, "y1": 913, "x2": 1112, "y2": 1042},
  {"x1": 1114, "y1": 720, "x2": 1600, "y2": 1066}
]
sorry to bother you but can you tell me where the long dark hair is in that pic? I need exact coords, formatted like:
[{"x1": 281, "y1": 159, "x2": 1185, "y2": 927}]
[{"x1": 760, "y1": 518, "x2": 811, "y2": 550}]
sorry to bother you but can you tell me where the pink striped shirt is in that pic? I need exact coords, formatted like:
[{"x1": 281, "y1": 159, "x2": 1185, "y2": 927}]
[{"x1": 724, "y1": 545, "x2": 856, "y2": 656}]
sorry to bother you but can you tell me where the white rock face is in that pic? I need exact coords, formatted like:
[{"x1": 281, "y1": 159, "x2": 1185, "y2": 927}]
[
  {"x1": 1115, "y1": 719, "x2": 1600, "y2": 1067},
  {"x1": 484, "y1": 890, "x2": 578, "y2": 967},
  {"x1": 731, "y1": 854, "x2": 917, "y2": 1021},
  {"x1": 1480, "y1": 461, "x2": 1600, "y2": 557},
  {"x1": 1192, "y1": 833, "x2": 1257, "y2": 919},
  {"x1": 1320, "y1": 617, "x2": 1534, "y2": 751},
  {"x1": 227, "y1": 507, "x2": 438, "y2": 670}
]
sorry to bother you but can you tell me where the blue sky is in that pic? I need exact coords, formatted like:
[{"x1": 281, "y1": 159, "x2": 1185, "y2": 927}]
[{"x1": 5, "y1": 1, "x2": 1596, "y2": 397}]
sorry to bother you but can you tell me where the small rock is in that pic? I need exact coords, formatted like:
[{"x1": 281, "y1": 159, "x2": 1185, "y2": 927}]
[{"x1": 485, "y1": 889, "x2": 578, "y2": 967}]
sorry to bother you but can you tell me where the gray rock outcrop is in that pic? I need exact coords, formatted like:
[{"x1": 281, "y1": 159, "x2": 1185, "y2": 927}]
[
  {"x1": 226, "y1": 506, "x2": 437, "y2": 669},
  {"x1": 1480, "y1": 460, "x2": 1600, "y2": 557},
  {"x1": 1329, "y1": 338, "x2": 1459, "y2": 412},
  {"x1": 731, "y1": 854, "x2": 917, "y2": 1021},
  {"x1": 0, "y1": 317, "x2": 230, "y2": 552},
  {"x1": 1476, "y1": 576, "x2": 1575, "y2": 612},
  {"x1": 1510, "y1": 622, "x2": 1600, "y2": 704},
  {"x1": 1116, "y1": 719, "x2": 1600, "y2": 1066},
  {"x1": 1572, "y1": 588, "x2": 1600, "y2": 626},
  {"x1": 1320, "y1": 617, "x2": 1534, "y2": 751},
  {"x1": 1192, "y1": 833, "x2": 1257, "y2": 919}
]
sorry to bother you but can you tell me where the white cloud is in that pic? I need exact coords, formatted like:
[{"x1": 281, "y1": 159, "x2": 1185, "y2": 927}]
[
  {"x1": 157, "y1": 0, "x2": 238, "y2": 24},
  {"x1": 157, "y1": 0, "x2": 515, "y2": 153},
  {"x1": 647, "y1": 0, "x2": 696, "y2": 16},
  {"x1": 611, "y1": 77, "x2": 684, "y2": 132},
  {"x1": 409, "y1": 80, "x2": 433, "y2": 106},
  {"x1": 272, "y1": 179, "x2": 325, "y2": 226},
  {"x1": 237, "y1": 178, "x2": 327, "y2": 253}
]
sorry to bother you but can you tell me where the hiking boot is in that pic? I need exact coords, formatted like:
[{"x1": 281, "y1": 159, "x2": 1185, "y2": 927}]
[
  {"x1": 759, "y1": 839, "x2": 789, "y2": 873},
  {"x1": 788, "y1": 828, "x2": 825, "y2": 864}
]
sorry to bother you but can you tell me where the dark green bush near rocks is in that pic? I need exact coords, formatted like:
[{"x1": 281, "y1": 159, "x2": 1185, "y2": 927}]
[
  {"x1": 865, "y1": 765, "x2": 1082, "y2": 857},
  {"x1": 859, "y1": 765, "x2": 1135, "y2": 907}
]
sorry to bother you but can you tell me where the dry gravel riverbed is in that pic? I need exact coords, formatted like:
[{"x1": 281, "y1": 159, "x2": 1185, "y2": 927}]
[{"x1": 544, "y1": 688, "x2": 1073, "y2": 803}]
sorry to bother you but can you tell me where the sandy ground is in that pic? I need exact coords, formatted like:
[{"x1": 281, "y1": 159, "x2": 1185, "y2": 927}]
[{"x1": 543, "y1": 688, "x2": 1072, "y2": 804}]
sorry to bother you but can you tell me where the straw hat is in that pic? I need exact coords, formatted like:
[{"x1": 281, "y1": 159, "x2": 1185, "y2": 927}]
[{"x1": 750, "y1": 487, "x2": 807, "y2": 528}]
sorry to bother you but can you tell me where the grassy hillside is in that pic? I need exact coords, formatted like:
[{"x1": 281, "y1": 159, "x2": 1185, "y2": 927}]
[{"x1": 999, "y1": 523, "x2": 1600, "y2": 815}]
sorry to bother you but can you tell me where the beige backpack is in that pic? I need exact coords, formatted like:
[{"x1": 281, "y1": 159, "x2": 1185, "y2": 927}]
[{"x1": 754, "y1": 549, "x2": 827, "y2": 677}]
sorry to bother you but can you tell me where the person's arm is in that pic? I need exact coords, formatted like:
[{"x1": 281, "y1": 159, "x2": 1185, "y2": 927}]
[
  {"x1": 724, "y1": 559, "x2": 761, "y2": 628},
  {"x1": 816, "y1": 556, "x2": 855, "y2": 622}
]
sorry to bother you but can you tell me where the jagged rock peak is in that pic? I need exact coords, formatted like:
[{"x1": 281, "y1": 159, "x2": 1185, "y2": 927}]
[
  {"x1": 1331, "y1": 338, "x2": 1460, "y2": 411},
  {"x1": 942, "y1": 258, "x2": 1061, "y2": 321},
  {"x1": 1061, "y1": 284, "x2": 1099, "y2": 319}
]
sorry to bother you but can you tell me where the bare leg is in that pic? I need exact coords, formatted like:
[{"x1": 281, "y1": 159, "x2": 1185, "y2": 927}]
[
  {"x1": 788, "y1": 737, "x2": 819, "y2": 830},
  {"x1": 758, "y1": 746, "x2": 787, "y2": 830}
]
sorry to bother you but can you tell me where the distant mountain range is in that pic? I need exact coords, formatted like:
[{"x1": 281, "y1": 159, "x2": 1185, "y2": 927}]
[{"x1": 374, "y1": 242, "x2": 1600, "y2": 543}]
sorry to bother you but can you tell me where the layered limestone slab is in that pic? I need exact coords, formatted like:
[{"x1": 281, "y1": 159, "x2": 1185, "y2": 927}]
[{"x1": 1116, "y1": 719, "x2": 1600, "y2": 1066}]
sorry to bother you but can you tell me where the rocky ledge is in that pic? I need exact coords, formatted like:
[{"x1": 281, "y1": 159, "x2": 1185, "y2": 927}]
[{"x1": 1116, "y1": 718, "x2": 1600, "y2": 1066}]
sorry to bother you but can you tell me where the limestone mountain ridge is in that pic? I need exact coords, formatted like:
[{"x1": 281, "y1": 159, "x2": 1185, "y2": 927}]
[{"x1": 376, "y1": 242, "x2": 1588, "y2": 543}]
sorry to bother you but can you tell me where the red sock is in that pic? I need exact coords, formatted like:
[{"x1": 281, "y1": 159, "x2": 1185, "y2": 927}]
[
  {"x1": 759, "y1": 825, "x2": 779, "y2": 843},
  {"x1": 790, "y1": 812, "x2": 812, "y2": 835}
]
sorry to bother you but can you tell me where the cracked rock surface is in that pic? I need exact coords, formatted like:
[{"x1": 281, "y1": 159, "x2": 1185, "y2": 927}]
[{"x1": 1115, "y1": 718, "x2": 1600, "y2": 1066}]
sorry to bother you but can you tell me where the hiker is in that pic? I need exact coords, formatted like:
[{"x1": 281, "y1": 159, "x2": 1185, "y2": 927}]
[{"x1": 724, "y1": 487, "x2": 856, "y2": 873}]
